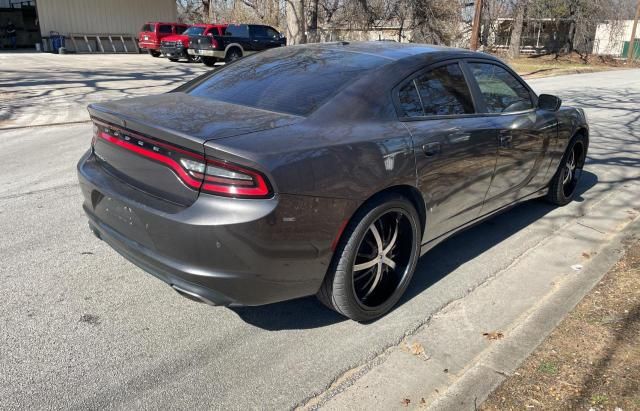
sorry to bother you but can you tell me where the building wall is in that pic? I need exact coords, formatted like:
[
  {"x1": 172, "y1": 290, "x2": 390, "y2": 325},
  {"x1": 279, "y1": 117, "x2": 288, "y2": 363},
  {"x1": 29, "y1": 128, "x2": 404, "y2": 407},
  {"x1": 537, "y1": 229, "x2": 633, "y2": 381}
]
[
  {"x1": 593, "y1": 20, "x2": 636, "y2": 56},
  {"x1": 36, "y1": 0, "x2": 176, "y2": 37}
]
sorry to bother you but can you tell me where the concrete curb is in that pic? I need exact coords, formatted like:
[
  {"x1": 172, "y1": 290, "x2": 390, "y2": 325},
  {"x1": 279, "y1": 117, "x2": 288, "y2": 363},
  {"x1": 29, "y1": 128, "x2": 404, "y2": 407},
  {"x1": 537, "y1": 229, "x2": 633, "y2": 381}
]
[{"x1": 428, "y1": 216, "x2": 640, "y2": 411}]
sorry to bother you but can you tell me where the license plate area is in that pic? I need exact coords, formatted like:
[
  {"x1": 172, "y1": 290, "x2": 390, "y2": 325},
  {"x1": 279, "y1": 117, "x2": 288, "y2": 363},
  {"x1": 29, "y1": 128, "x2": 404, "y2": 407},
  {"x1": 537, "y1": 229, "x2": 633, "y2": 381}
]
[{"x1": 93, "y1": 194, "x2": 154, "y2": 248}]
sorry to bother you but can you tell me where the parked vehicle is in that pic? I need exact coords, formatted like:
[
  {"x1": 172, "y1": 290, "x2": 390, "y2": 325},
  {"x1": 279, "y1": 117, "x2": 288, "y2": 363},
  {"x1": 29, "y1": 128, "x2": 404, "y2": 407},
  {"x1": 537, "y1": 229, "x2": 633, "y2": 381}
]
[
  {"x1": 138, "y1": 22, "x2": 188, "y2": 57},
  {"x1": 189, "y1": 23, "x2": 285, "y2": 66},
  {"x1": 77, "y1": 42, "x2": 589, "y2": 321},
  {"x1": 161, "y1": 24, "x2": 226, "y2": 62}
]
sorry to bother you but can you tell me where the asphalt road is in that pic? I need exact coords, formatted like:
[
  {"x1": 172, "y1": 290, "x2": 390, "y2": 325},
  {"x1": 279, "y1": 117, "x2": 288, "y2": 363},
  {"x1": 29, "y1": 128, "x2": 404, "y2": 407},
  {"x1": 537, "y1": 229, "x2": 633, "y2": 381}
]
[{"x1": 1, "y1": 68, "x2": 639, "y2": 410}]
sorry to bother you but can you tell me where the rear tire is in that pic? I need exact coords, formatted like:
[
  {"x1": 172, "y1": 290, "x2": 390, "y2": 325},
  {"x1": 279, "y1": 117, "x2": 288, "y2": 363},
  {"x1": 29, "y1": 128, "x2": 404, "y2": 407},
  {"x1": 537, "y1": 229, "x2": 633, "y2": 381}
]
[
  {"x1": 168, "y1": 58, "x2": 179, "y2": 62},
  {"x1": 148, "y1": 50, "x2": 161, "y2": 58},
  {"x1": 317, "y1": 194, "x2": 421, "y2": 322},
  {"x1": 202, "y1": 56, "x2": 217, "y2": 67},
  {"x1": 546, "y1": 133, "x2": 587, "y2": 206},
  {"x1": 225, "y1": 48, "x2": 242, "y2": 63}
]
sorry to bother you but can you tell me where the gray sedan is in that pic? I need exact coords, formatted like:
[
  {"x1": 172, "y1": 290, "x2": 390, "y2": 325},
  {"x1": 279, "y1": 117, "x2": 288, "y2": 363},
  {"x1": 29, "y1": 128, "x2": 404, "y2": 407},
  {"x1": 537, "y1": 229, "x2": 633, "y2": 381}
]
[{"x1": 77, "y1": 42, "x2": 588, "y2": 321}]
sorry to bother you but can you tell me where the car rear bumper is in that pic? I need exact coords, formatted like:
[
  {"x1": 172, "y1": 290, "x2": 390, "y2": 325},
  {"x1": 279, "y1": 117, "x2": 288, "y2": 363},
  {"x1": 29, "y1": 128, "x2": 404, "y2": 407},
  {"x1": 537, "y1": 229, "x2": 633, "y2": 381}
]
[
  {"x1": 188, "y1": 48, "x2": 225, "y2": 59},
  {"x1": 77, "y1": 150, "x2": 353, "y2": 306}
]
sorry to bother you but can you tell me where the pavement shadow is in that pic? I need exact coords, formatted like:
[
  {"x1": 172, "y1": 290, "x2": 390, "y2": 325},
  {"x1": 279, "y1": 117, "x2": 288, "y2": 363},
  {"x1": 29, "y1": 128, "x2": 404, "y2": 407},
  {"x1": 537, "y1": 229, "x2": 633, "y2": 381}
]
[{"x1": 231, "y1": 171, "x2": 598, "y2": 330}]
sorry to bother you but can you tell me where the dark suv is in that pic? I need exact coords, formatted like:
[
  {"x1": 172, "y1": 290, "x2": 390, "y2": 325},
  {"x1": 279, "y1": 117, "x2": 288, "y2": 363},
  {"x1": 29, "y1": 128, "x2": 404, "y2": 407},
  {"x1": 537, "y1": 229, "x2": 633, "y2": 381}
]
[
  {"x1": 138, "y1": 22, "x2": 188, "y2": 57},
  {"x1": 189, "y1": 24, "x2": 286, "y2": 66}
]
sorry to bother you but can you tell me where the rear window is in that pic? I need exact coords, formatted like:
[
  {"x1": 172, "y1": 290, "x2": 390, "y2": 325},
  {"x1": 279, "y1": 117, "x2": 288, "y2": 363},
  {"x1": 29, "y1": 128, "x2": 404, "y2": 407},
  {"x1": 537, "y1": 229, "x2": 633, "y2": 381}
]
[
  {"x1": 183, "y1": 26, "x2": 205, "y2": 36},
  {"x1": 187, "y1": 47, "x2": 389, "y2": 116},
  {"x1": 141, "y1": 24, "x2": 154, "y2": 33}
]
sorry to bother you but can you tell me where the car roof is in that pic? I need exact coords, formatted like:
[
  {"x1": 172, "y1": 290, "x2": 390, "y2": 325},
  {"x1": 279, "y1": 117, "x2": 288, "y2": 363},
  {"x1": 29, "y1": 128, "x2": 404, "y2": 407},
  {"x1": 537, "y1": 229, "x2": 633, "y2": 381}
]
[
  {"x1": 191, "y1": 23, "x2": 228, "y2": 28},
  {"x1": 296, "y1": 41, "x2": 487, "y2": 61}
]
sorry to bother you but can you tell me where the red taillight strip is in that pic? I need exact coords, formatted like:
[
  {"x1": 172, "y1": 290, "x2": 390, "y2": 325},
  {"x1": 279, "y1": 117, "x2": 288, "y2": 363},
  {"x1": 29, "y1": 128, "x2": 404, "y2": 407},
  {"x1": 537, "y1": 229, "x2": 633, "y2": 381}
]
[
  {"x1": 98, "y1": 132, "x2": 203, "y2": 190},
  {"x1": 92, "y1": 119, "x2": 204, "y2": 160},
  {"x1": 94, "y1": 120, "x2": 273, "y2": 199}
]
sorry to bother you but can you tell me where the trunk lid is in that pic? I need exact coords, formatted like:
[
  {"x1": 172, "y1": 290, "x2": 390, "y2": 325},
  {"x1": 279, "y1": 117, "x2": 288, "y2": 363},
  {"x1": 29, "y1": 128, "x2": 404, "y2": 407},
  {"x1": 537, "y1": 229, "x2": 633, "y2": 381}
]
[{"x1": 88, "y1": 93, "x2": 301, "y2": 206}]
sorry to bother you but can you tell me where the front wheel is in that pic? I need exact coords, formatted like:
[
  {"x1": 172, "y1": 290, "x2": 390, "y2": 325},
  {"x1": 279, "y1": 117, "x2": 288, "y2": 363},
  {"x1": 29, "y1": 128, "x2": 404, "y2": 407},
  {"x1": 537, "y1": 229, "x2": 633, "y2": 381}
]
[
  {"x1": 168, "y1": 57, "x2": 179, "y2": 62},
  {"x1": 187, "y1": 54, "x2": 201, "y2": 63},
  {"x1": 317, "y1": 194, "x2": 421, "y2": 321},
  {"x1": 148, "y1": 50, "x2": 161, "y2": 58},
  {"x1": 546, "y1": 134, "x2": 587, "y2": 205}
]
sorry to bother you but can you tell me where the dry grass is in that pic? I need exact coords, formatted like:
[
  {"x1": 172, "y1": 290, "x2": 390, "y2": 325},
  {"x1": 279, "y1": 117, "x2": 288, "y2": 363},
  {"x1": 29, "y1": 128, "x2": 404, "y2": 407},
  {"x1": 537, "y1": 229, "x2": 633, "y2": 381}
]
[
  {"x1": 498, "y1": 52, "x2": 640, "y2": 78},
  {"x1": 481, "y1": 235, "x2": 640, "y2": 411}
]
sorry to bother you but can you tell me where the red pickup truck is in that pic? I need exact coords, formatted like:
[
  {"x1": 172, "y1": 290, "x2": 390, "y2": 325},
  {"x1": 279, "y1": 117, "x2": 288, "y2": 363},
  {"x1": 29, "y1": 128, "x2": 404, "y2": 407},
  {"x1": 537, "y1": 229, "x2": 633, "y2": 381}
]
[
  {"x1": 138, "y1": 22, "x2": 189, "y2": 57},
  {"x1": 160, "y1": 24, "x2": 227, "y2": 62}
]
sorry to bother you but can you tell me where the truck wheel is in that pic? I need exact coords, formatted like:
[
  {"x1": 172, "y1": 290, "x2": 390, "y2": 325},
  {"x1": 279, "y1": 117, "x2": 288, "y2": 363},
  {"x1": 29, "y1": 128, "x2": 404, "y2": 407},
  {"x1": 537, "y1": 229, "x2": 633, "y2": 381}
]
[
  {"x1": 202, "y1": 57, "x2": 217, "y2": 67},
  {"x1": 188, "y1": 54, "x2": 202, "y2": 63},
  {"x1": 148, "y1": 50, "x2": 161, "y2": 58},
  {"x1": 225, "y1": 49, "x2": 242, "y2": 63},
  {"x1": 168, "y1": 58, "x2": 179, "y2": 62}
]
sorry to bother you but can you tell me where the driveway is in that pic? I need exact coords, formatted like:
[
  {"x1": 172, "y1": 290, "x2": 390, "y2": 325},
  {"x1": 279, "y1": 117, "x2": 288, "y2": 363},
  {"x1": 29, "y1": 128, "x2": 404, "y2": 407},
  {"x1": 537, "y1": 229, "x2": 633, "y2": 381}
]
[{"x1": 0, "y1": 55, "x2": 638, "y2": 409}]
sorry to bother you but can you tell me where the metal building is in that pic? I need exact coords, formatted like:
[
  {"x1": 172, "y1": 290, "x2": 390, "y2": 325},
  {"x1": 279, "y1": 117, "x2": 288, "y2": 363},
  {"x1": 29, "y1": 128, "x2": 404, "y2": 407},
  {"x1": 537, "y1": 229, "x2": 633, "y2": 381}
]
[{"x1": 1, "y1": 0, "x2": 176, "y2": 51}]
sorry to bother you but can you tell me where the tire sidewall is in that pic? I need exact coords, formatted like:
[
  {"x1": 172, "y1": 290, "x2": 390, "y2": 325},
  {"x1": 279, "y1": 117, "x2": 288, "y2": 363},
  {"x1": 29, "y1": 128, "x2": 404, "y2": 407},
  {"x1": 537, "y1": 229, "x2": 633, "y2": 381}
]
[
  {"x1": 552, "y1": 134, "x2": 586, "y2": 205},
  {"x1": 333, "y1": 196, "x2": 421, "y2": 321}
]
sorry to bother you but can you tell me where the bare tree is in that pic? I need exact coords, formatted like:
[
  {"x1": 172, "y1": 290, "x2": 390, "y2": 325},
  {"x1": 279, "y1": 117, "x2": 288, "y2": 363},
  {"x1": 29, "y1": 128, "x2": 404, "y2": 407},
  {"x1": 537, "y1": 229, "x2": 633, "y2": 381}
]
[
  {"x1": 507, "y1": 0, "x2": 527, "y2": 58},
  {"x1": 286, "y1": 0, "x2": 307, "y2": 44}
]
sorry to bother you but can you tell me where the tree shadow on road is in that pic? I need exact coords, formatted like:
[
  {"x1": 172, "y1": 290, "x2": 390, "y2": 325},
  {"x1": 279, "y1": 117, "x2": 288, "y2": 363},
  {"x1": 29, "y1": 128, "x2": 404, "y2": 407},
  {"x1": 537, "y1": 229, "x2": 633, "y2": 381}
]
[{"x1": 231, "y1": 171, "x2": 599, "y2": 330}]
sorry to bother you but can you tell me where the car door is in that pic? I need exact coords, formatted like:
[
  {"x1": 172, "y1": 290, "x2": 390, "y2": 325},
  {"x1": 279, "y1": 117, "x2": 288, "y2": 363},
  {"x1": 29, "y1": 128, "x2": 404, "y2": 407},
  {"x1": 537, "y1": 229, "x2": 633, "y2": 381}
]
[
  {"x1": 464, "y1": 61, "x2": 557, "y2": 212},
  {"x1": 249, "y1": 25, "x2": 273, "y2": 51},
  {"x1": 397, "y1": 61, "x2": 499, "y2": 241}
]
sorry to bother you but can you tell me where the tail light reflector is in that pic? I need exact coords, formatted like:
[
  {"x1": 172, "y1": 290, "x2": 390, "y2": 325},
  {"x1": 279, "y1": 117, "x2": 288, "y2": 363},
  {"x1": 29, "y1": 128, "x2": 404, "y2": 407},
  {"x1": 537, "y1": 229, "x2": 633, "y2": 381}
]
[{"x1": 93, "y1": 120, "x2": 272, "y2": 199}]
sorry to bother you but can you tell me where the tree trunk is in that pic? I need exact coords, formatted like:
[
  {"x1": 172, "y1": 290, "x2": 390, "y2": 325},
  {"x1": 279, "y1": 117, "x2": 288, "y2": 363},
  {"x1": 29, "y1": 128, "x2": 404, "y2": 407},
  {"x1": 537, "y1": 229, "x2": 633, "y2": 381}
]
[
  {"x1": 507, "y1": 1, "x2": 526, "y2": 59},
  {"x1": 202, "y1": 0, "x2": 211, "y2": 22},
  {"x1": 286, "y1": 0, "x2": 307, "y2": 45},
  {"x1": 308, "y1": 0, "x2": 319, "y2": 43},
  {"x1": 561, "y1": 1, "x2": 578, "y2": 54}
]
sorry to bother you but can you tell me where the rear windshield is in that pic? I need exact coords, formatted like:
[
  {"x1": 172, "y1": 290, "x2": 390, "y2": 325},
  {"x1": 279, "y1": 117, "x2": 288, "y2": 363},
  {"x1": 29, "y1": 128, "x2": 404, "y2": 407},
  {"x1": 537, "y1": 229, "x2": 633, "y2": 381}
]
[
  {"x1": 187, "y1": 47, "x2": 389, "y2": 116},
  {"x1": 183, "y1": 26, "x2": 205, "y2": 36},
  {"x1": 141, "y1": 24, "x2": 154, "y2": 33}
]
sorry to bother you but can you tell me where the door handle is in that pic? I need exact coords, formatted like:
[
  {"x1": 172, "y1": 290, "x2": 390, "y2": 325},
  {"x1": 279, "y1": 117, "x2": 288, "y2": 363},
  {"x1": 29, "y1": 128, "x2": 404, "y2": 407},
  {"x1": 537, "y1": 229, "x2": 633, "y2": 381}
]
[
  {"x1": 498, "y1": 132, "x2": 513, "y2": 148},
  {"x1": 422, "y1": 142, "x2": 441, "y2": 157}
]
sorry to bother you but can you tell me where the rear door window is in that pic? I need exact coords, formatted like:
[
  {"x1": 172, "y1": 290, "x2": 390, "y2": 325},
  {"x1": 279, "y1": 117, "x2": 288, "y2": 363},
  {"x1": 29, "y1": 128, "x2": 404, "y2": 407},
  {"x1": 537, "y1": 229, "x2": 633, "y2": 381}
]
[
  {"x1": 158, "y1": 24, "x2": 172, "y2": 34},
  {"x1": 398, "y1": 63, "x2": 475, "y2": 117},
  {"x1": 225, "y1": 24, "x2": 250, "y2": 37},
  {"x1": 467, "y1": 62, "x2": 533, "y2": 113}
]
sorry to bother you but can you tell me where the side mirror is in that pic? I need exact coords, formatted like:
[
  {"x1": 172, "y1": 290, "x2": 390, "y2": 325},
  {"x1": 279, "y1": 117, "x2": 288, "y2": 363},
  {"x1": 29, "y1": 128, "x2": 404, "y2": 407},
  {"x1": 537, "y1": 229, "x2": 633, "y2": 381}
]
[{"x1": 538, "y1": 94, "x2": 562, "y2": 111}]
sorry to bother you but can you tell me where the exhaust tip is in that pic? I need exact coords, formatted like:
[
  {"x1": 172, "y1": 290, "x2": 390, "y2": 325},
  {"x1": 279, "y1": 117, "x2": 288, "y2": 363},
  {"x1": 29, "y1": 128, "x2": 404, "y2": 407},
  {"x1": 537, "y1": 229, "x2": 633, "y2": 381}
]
[{"x1": 171, "y1": 285, "x2": 217, "y2": 306}]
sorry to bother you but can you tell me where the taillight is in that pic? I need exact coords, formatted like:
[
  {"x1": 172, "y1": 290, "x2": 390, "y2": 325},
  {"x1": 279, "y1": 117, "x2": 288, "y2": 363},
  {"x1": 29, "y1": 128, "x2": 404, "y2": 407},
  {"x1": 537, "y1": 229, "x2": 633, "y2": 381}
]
[
  {"x1": 181, "y1": 157, "x2": 272, "y2": 198},
  {"x1": 211, "y1": 39, "x2": 218, "y2": 49},
  {"x1": 93, "y1": 120, "x2": 272, "y2": 199}
]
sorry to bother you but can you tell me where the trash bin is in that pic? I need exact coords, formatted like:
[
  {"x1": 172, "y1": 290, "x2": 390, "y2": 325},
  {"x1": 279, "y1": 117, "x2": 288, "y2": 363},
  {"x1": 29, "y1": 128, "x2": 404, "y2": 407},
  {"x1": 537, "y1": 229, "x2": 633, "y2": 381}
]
[{"x1": 50, "y1": 31, "x2": 65, "y2": 54}]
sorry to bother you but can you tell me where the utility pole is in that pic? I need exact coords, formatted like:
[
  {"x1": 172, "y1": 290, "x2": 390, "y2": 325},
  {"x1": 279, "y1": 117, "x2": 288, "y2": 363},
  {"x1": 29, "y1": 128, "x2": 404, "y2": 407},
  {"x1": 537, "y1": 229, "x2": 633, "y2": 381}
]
[
  {"x1": 628, "y1": 0, "x2": 640, "y2": 61},
  {"x1": 470, "y1": 0, "x2": 483, "y2": 51}
]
